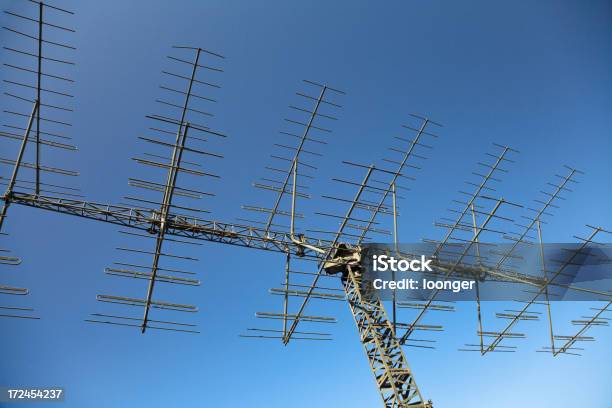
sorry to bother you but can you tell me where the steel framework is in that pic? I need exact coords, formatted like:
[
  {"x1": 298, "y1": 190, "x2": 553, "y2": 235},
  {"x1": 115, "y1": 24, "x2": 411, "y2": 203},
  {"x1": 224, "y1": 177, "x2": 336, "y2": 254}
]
[{"x1": 1, "y1": 2, "x2": 610, "y2": 408}]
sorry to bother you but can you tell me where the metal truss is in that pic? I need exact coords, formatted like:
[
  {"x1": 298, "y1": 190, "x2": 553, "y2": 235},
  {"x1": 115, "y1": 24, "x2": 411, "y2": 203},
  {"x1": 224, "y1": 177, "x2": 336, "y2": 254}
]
[
  {"x1": 7, "y1": 191, "x2": 334, "y2": 258},
  {"x1": 342, "y1": 253, "x2": 431, "y2": 408},
  {"x1": 1, "y1": 4, "x2": 609, "y2": 406}
]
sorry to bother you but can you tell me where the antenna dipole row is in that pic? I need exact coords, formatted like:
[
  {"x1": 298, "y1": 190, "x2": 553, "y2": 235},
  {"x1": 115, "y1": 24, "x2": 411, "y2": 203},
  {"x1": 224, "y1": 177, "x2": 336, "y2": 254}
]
[
  {"x1": 87, "y1": 45, "x2": 226, "y2": 334},
  {"x1": 0, "y1": 5, "x2": 609, "y2": 408}
]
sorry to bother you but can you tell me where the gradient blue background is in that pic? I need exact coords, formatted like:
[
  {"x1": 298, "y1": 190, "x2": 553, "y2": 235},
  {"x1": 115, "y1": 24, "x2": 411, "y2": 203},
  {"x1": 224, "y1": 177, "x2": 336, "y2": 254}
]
[{"x1": 1, "y1": 0, "x2": 611, "y2": 407}]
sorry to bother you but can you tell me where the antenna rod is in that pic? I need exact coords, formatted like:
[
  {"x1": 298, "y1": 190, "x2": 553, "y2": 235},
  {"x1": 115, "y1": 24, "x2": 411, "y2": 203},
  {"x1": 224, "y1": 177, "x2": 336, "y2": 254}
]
[
  {"x1": 537, "y1": 220, "x2": 555, "y2": 354},
  {"x1": 392, "y1": 181, "x2": 398, "y2": 334},
  {"x1": 470, "y1": 203, "x2": 485, "y2": 354},
  {"x1": 35, "y1": 1, "x2": 43, "y2": 195},
  {"x1": 357, "y1": 118, "x2": 430, "y2": 244},
  {"x1": 494, "y1": 167, "x2": 577, "y2": 270},
  {"x1": 0, "y1": 100, "x2": 39, "y2": 232},
  {"x1": 400, "y1": 198, "x2": 505, "y2": 344},
  {"x1": 289, "y1": 158, "x2": 325, "y2": 254},
  {"x1": 284, "y1": 165, "x2": 374, "y2": 344},
  {"x1": 282, "y1": 252, "x2": 290, "y2": 342},
  {"x1": 141, "y1": 47, "x2": 203, "y2": 333},
  {"x1": 433, "y1": 146, "x2": 511, "y2": 258},
  {"x1": 483, "y1": 226, "x2": 603, "y2": 354},
  {"x1": 264, "y1": 85, "x2": 327, "y2": 235},
  {"x1": 290, "y1": 159, "x2": 298, "y2": 238}
]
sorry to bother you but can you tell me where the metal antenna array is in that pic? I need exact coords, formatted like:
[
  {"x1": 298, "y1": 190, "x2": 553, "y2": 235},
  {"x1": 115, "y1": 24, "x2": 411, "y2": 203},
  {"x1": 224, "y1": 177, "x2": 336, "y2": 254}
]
[
  {"x1": 1, "y1": 3, "x2": 610, "y2": 408},
  {"x1": 1, "y1": 0, "x2": 76, "y2": 321},
  {"x1": 86, "y1": 46, "x2": 226, "y2": 334},
  {"x1": 239, "y1": 80, "x2": 346, "y2": 341},
  {"x1": 239, "y1": 112, "x2": 443, "y2": 407},
  {"x1": 280, "y1": 114, "x2": 442, "y2": 346},
  {"x1": 239, "y1": 124, "x2": 609, "y2": 408},
  {"x1": 398, "y1": 144, "x2": 522, "y2": 346},
  {"x1": 240, "y1": 80, "x2": 344, "y2": 235}
]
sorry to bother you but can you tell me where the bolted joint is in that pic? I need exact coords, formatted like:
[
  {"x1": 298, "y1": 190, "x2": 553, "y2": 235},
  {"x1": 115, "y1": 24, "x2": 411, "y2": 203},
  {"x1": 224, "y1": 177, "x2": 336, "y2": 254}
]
[{"x1": 323, "y1": 243, "x2": 361, "y2": 276}]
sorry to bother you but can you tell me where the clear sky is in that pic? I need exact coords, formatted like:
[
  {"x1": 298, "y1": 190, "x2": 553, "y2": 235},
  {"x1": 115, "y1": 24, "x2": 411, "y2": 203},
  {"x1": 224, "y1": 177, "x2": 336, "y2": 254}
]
[{"x1": 1, "y1": 0, "x2": 611, "y2": 407}]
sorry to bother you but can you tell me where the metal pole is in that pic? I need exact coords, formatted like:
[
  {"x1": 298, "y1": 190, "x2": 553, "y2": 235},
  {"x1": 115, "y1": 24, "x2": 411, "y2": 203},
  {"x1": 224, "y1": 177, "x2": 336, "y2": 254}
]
[
  {"x1": 35, "y1": 1, "x2": 43, "y2": 195},
  {"x1": 0, "y1": 100, "x2": 39, "y2": 232},
  {"x1": 141, "y1": 48, "x2": 202, "y2": 333},
  {"x1": 283, "y1": 252, "x2": 290, "y2": 342},
  {"x1": 289, "y1": 158, "x2": 325, "y2": 255},
  {"x1": 141, "y1": 121, "x2": 191, "y2": 333},
  {"x1": 391, "y1": 182, "x2": 398, "y2": 334},
  {"x1": 264, "y1": 86, "x2": 327, "y2": 235},
  {"x1": 284, "y1": 166, "x2": 374, "y2": 344},
  {"x1": 470, "y1": 204, "x2": 484, "y2": 353},
  {"x1": 537, "y1": 220, "x2": 555, "y2": 354},
  {"x1": 290, "y1": 159, "x2": 298, "y2": 237}
]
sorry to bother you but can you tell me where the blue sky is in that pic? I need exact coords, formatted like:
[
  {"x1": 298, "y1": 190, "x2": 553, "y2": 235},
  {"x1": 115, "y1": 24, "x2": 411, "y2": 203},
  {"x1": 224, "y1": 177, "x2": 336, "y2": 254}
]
[{"x1": 0, "y1": 0, "x2": 611, "y2": 407}]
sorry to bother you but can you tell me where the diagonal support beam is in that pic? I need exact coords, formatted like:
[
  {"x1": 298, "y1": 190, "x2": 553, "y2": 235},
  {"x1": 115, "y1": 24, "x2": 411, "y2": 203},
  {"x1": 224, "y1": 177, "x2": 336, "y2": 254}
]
[{"x1": 0, "y1": 100, "x2": 39, "y2": 232}]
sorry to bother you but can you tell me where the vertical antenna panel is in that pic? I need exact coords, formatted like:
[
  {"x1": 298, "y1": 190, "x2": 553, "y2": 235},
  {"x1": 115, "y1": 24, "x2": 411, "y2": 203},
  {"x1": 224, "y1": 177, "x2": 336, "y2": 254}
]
[{"x1": 88, "y1": 46, "x2": 227, "y2": 334}]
